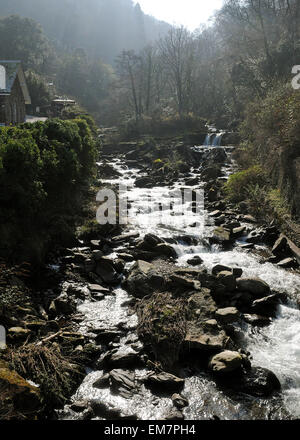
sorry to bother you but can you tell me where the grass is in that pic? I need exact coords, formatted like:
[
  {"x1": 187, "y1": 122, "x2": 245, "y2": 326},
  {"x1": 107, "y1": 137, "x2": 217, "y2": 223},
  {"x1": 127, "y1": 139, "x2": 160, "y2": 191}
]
[
  {"x1": 5, "y1": 344, "x2": 85, "y2": 410},
  {"x1": 137, "y1": 292, "x2": 186, "y2": 369}
]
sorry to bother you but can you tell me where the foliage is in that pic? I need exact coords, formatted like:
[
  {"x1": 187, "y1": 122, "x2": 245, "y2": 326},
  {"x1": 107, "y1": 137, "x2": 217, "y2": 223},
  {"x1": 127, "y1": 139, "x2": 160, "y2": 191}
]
[
  {"x1": 0, "y1": 119, "x2": 97, "y2": 263},
  {"x1": 239, "y1": 82, "x2": 300, "y2": 219},
  {"x1": 225, "y1": 165, "x2": 267, "y2": 203},
  {"x1": 25, "y1": 71, "x2": 53, "y2": 114},
  {"x1": 56, "y1": 51, "x2": 114, "y2": 119},
  {"x1": 0, "y1": 15, "x2": 55, "y2": 72}
]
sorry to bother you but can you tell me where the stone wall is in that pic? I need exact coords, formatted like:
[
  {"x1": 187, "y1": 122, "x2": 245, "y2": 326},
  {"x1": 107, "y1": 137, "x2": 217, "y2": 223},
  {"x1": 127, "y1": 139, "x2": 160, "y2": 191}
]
[{"x1": 0, "y1": 76, "x2": 26, "y2": 125}]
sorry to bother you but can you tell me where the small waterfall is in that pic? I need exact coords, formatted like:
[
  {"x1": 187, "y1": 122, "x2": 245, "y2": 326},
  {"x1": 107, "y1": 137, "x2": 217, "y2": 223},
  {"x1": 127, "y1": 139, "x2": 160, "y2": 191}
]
[
  {"x1": 203, "y1": 134, "x2": 212, "y2": 146},
  {"x1": 203, "y1": 132, "x2": 223, "y2": 147},
  {"x1": 212, "y1": 133, "x2": 223, "y2": 146}
]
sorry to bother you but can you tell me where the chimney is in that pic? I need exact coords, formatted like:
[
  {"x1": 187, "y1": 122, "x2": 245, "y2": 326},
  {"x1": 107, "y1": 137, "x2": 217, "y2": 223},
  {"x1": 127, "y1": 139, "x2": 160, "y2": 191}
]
[{"x1": 0, "y1": 65, "x2": 6, "y2": 90}]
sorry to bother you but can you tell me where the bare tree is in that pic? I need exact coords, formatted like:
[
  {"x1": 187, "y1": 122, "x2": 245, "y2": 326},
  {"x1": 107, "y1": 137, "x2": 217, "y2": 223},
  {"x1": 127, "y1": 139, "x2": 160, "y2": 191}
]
[{"x1": 158, "y1": 26, "x2": 195, "y2": 116}]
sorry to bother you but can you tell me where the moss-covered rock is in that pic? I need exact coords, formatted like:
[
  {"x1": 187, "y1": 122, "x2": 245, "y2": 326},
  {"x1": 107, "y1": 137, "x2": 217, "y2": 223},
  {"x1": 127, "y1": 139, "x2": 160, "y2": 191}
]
[{"x1": 0, "y1": 360, "x2": 42, "y2": 418}]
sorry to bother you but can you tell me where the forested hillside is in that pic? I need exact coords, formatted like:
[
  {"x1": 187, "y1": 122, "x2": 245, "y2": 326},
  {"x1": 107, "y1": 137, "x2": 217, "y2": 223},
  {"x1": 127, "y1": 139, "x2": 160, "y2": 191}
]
[{"x1": 0, "y1": 0, "x2": 170, "y2": 63}]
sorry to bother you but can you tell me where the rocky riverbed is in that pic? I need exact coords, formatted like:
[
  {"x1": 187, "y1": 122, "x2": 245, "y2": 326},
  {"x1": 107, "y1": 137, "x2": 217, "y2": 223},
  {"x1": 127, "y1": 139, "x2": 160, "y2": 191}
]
[
  {"x1": 44, "y1": 139, "x2": 299, "y2": 421},
  {"x1": 5, "y1": 138, "x2": 299, "y2": 420}
]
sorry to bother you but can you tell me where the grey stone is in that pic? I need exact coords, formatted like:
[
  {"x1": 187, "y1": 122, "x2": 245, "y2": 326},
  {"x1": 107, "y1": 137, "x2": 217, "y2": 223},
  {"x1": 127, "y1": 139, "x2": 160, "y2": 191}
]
[
  {"x1": 251, "y1": 294, "x2": 279, "y2": 317},
  {"x1": 232, "y1": 367, "x2": 281, "y2": 397},
  {"x1": 209, "y1": 351, "x2": 243, "y2": 374},
  {"x1": 109, "y1": 369, "x2": 136, "y2": 398},
  {"x1": 145, "y1": 372, "x2": 185, "y2": 392},
  {"x1": 243, "y1": 314, "x2": 271, "y2": 327},
  {"x1": 217, "y1": 271, "x2": 236, "y2": 291},
  {"x1": 215, "y1": 307, "x2": 240, "y2": 324},
  {"x1": 171, "y1": 393, "x2": 189, "y2": 409},
  {"x1": 236, "y1": 277, "x2": 270, "y2": 297}
]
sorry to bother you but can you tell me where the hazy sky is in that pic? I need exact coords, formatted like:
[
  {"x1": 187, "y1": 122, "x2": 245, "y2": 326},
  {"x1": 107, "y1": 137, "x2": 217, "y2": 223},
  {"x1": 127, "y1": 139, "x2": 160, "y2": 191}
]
[{"x1": 135, "y1": 0, "x2": 224, "y2": 31}]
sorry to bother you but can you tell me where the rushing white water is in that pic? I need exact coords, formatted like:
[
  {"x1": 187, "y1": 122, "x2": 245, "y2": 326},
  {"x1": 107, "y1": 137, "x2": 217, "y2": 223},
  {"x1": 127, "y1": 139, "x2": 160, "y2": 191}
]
[
  {"x1": 244, "y1": 304, "x2": 300, "y2": 417},
  {"x1": 61, "y1": 146, "x2": 300, "y2": 420}
]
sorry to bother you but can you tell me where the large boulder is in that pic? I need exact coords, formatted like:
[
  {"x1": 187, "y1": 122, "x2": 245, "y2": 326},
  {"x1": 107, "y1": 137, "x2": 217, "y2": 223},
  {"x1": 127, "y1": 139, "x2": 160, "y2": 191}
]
[
  {"x1": 184, "y1": 319, "x2": 228, "y2": 352},
  {"x1": 187, "y1": 256, "x2": 203, "y2": 266},
  {"x1": 107, "y1": 347, "x2": 140, "y2": 369},
  {"x1": 202, "y1": 166, "x2": 223, "y2": 180},
  {"x1": 172, "y1": 393, "x2": 189, "y2": 409},
  {"x1": 95, "y1": 257, "x2": 122, "y2": 285},
  {"x1": 272, "y1": 235, "x2": 288, "y2": 256},
  {"x1": 236, "y1": 278, "x2": 270, "y2": 297},
  {"x1": 212, "y1": 264, "x2": 233, "y2": 275},
  {"x1": 209, "y1": 351, "x2": 243, "y2": 374},
  {"x1": 212, "y1": 227, "x2": 232, "y2": 245},
  {"x1": 251, "y1": 294, "x2": 279, "y2": 317},
  {"x1": 53, "y1": 293, "x2": 76, "y2": 316},
  {"x1": 155, "y1": 243, "x2": 177, "y2": 259},
  {"x1": 206, "y1": 148, "x2": 227, "y2": 163},
  {"x1": 170, "y1": 274, "x2": 200, "y2": 290},
  {"x1": 109, "y1": 369, "x2": 137, "y2": 399},
  {"x1": 126, "y1": 260, "x2": 165, "y2": 298},
  {"x1": 144, "y1": 233, "x2": 164, "y2": 247},
  {"x1": 212, "y1": 265, "x2": 243, "y2": 279},
  {"x1": 135, "y1": 177, "x2": 153, "y2": 188},
  {"x1": 184, "y1": 291, "x2": 229, "y2": 352},
  {"x1": 144, "y1": 371, "x2": 185, "y2": 393},
  {"x1": 217, "y1": 271, "x2": 236, "y2": 291},
  {"x1": 231, "y1": 366, "x2": 281, "y2": 397},
  {"x1": 187, "y1": 291, "x2": 217, "y2": 320},
  {"x1": 277, "y1": 257, "x2": 297, "y2": 268}
]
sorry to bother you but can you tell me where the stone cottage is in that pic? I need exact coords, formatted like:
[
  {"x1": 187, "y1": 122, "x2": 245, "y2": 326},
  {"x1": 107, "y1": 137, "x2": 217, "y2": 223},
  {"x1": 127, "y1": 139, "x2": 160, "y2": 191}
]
[{"x1": 0, "y1": 61, "x2": 31, "y2": 126}]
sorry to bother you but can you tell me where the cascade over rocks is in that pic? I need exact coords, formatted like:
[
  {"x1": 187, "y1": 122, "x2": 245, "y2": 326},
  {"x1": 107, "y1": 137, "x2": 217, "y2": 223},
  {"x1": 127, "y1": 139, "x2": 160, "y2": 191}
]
[{"x1": 46, "y1": 135, "x2": 299, "y2": 422}]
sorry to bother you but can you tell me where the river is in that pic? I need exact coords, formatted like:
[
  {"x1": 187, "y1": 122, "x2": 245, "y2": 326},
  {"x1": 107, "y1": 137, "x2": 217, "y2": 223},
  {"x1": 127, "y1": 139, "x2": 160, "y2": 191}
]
[{"x1": 58, "y1": 143, "x2": 300, "y2": 420}]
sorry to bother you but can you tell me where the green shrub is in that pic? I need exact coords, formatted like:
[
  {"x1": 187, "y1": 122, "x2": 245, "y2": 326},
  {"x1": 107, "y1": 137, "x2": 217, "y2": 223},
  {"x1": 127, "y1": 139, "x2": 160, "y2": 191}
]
[
  {"x1": 0, "y1": 118, "x2": 97, "y2": 263},
  {"x1": 225, "y1": 165, "x2": 267, "y2": 203},
  {"x1": 239, "y1": 82, "x2": 300, "y2": 220}
]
